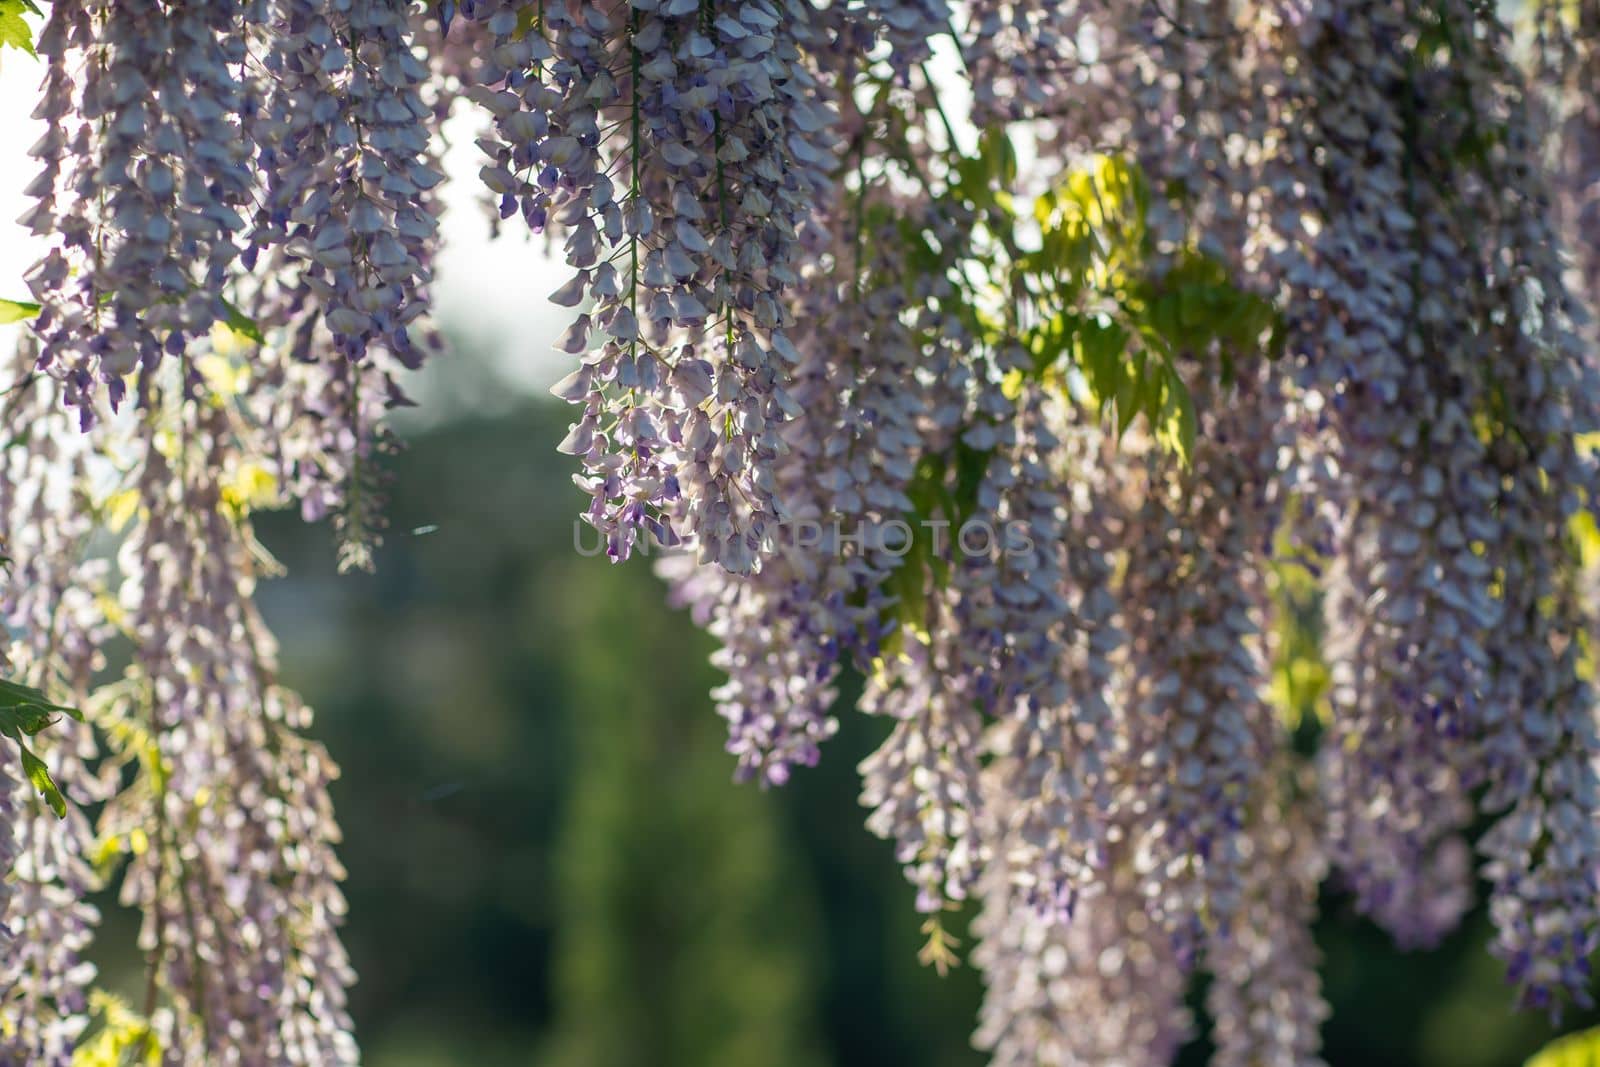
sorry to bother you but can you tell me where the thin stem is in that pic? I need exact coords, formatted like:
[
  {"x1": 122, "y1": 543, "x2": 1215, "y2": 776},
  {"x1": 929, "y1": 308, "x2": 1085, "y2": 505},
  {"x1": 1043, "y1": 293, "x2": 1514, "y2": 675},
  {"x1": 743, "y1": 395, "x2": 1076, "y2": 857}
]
[{"x1": 628, "y1": 6, "x2": 641, "y2": 364}]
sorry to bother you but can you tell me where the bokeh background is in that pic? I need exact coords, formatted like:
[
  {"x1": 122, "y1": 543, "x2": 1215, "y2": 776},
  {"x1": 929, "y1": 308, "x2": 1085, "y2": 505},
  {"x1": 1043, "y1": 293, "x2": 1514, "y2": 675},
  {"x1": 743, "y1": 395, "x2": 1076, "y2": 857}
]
[
  {"x1": 187, "y1": 366, "x2": 1600, "y2": 1067},
  {"x1": 0, "y1": 35, "x2": 1596, "y2": 1067}
]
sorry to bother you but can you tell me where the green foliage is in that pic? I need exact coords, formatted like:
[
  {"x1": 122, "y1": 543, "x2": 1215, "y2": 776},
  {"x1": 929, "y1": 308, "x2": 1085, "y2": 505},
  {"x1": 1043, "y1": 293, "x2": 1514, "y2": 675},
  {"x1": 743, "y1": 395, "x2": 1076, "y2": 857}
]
[
  {"x1": 1527, "y1": 1027, "x2": 1600, "y2": 1067},
  {"x1": 0, "y1": 677, "x2": 83, "y2": 818},
  {"x1": 874, "y1": 147, "x2": 1285, "y2": 657},
  {"x1": 1264, "y1": 522, "x2": 1331, "y2": 738},
  {"x1": 0, "y1": 677, "x2": 79, "y2": 734},
  {"x1": 1016, "y1": 153, "x2": 1282, "y2": 463},
  {"x1": 71, "y1": 993, "x2": 160, "y2": 1067},
  {"x1": 0, "y1": 298, "x2": 41, "y2": 325},
  {"x1": 0, "y1": 0, "x2": 40, "y2": 57},
  {"x1": 219, "y1": 298, "x2": 265, "y2": 345},
  {"x1": 941, "y1": 143, "x2": 1283, "y2": 468}
]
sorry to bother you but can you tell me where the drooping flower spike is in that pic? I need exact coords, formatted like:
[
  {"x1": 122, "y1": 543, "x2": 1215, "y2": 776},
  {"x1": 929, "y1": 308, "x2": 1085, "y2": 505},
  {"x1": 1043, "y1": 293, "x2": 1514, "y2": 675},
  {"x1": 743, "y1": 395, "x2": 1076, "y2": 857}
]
[{"x1": 4, "y1": 1, "x2": 1600, "y2": 1064}]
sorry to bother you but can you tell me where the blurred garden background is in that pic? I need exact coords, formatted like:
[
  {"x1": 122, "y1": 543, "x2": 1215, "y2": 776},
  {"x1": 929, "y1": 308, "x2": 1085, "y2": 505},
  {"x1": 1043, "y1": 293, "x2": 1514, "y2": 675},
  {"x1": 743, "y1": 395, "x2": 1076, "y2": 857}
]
[{"x1": 60, "y1": 329, "x2": 1600, "y2": 1067}]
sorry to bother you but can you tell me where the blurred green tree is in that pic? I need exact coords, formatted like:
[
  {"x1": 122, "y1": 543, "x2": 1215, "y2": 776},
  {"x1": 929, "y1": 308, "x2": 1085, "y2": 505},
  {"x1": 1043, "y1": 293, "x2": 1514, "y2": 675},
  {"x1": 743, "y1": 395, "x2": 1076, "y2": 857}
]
[{"x1": 539, "y1": 560, "x2": 827, "y2": 1067}]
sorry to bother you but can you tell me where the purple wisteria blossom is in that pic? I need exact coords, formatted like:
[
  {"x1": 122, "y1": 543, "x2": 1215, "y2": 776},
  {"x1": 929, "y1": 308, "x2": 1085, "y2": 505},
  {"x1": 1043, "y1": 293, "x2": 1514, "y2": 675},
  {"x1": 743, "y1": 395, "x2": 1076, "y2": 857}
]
[{"x1": 4, "y1": 1, "x2": 1600, "y2": 1064}]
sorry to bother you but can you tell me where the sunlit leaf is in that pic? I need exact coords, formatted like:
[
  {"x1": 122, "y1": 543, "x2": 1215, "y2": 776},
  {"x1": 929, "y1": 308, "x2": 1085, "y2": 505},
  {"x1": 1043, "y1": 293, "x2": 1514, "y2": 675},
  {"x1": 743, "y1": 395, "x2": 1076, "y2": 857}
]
[
  {"x1": 0, "y1": 0, "x2": 39, "y2": 56},
  {"x1": 0, "y1": 297, "x2": 41, "y2": 325},
  {"x1": 1527, "y1": 1027, "x2": 1600, "y2": 1067},
  {"x1": 0, "y1": 677, "x2": 82, "y2": 726},
  {"x1": 0, "y1": 678, "x2": 82, "y2": 817},
  {"x1": 219, "y1": 297, "x2": 265, "y2": 345},
  {"x1": 71, "y1": 991, "x2": 161, "y2": 1067},
  {"x1": 4, "y1": 733, "x2": 67, "y2": 817}
]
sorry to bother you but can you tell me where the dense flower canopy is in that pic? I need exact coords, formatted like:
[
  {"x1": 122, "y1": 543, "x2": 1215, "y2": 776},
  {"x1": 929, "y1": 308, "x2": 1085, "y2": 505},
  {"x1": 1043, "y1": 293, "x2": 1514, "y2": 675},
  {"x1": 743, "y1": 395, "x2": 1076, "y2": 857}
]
[{"x1": 1, "y1": 0, "x2": 1599, "y2": 1063}]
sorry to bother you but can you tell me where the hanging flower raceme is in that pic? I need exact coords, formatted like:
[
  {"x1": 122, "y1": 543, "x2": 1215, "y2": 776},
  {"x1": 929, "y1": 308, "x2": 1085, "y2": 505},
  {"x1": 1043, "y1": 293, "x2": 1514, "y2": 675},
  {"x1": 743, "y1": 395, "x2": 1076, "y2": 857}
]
[
  {"x1": 862, "y1": 372, "x2": 1076, "y2": 923},
  {"x1": 977, "y1": 405, "x2": 1124, "y2": 924},
  {"x1": 973, "y1": 392, "x2": 1330, "y2": 1066},
  {"x1": 860, "y1": 634, "x2": 989, "y2": 920},
  {"x1": 97, "y1": 371, "x2": 356, "y2": 1063},
  {"x1": 1115, "y1": 373, "x2": 1284, "y2": 960},
  {"x1": 1202, "y1": 770, "x2": 1329, "y2": 1067},
  {"x1": 17, "y1": 0, "x2": 445, "y2": 567},
  {"x1": 0, "y1": 764, "x2": 101, "y2": 1067},
  {"x1": 1239, "y1": 0, "x2": 1482, "y2": 952},
  {"x1": 1309, "y1": 284, "x2": 1487, "y2": 944},
  {"x1": 660, "y1": 179, "x2": 974, "y2": 784},
  {"x1": 644, "y1": 0, "x2": 955, "y2": 779},
  {"x1": 0, "y1": 355, "x2": 114, "y2": 1066},
  {"x1": 972, "y1": 797, "x2": 1194, "y2": 1067},
  {"x1": 22, "y1": 0, "x2": 264, "y2": 418},
  {"x1": 1541, "y1": 1, "x2": 1600, "y2": 330},
  {"x1": 463, "y1": 0, "x2": 837, "y2": 572},
  {"x1": 1264, "y1": 2, "x2": 1600, "y2": 997},
  {"x1": 248, "y1": 0, "x2": 439, "y2": 366},
  {"x1": 0, "y1": 313, "x2": 356, "y2": 1061},
  {"x1": 238, "y1": 0, "x2": 445, "y2": 568},
  {"x1": 1432, "y1": 14, "x2": 1600, "y2": 1009}
]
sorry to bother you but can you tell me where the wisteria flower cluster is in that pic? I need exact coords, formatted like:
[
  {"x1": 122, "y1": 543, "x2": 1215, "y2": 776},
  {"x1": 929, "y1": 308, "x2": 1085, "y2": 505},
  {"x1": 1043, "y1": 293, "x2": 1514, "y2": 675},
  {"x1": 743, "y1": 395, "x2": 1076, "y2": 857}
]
[{"x1": 2, "y1": 0, "x2": 1600, "y2": 1064}]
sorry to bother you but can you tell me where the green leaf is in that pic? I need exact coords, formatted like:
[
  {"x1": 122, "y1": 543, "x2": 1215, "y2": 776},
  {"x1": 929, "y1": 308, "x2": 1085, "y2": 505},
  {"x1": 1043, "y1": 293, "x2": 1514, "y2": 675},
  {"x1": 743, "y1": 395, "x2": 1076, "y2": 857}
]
[
  {"x1": 2, "y1": 729, "x2": 67, "y2": 817},
  {"x1": 1155, "y1": 366, "x2": 1197, "y2": 467},
  {"x1": 73, "y1": 990, "x2": 162, "y2": 1067},
  {"x1": 514, "y1": 4, "x2": 544, "y2": 38},
  {"x1": 21, "y1": 741, "x2": 66, "y2": 817},
  {"x1": 0, "y1": 677, "x2": 82, "y2": 723},
  {"x1": 0, "y1": 676, "x2": 78, "y2": 820},
  {"x1": 0, "y1": 675, "x2": 81, "y2": 726},
  {"x1": 0, "y1": 703, "x2": 59, "y2": 736},
  {"x1": 977, "y1": 128, "x2": 1018, "y2": 188},
  {"x1": 0, "y1": 678, "x2": 84, "y2": 820},
  {"x1": 0, "y1": 298, "x2": 41, "y2": 325},
  {"x1": 0, "y1": 0, "x2": 38, "y2": 56},
  {"x1": 1527, "y1": 1027, "x2": 1600, "y2": 1067},
  {"x1": 1071, "y1": 317, "x2": 1128, "y2": 416},
  {"x1": 219, "y1": 298, "x2": 265, "y2": 345}
]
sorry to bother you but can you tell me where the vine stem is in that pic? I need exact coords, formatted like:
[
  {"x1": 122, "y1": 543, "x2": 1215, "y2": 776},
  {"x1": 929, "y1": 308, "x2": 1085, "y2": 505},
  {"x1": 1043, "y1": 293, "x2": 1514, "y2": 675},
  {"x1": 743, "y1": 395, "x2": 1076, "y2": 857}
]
[{"x1": 628, "y1": 6, "x2": 640, "y2": 364}]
